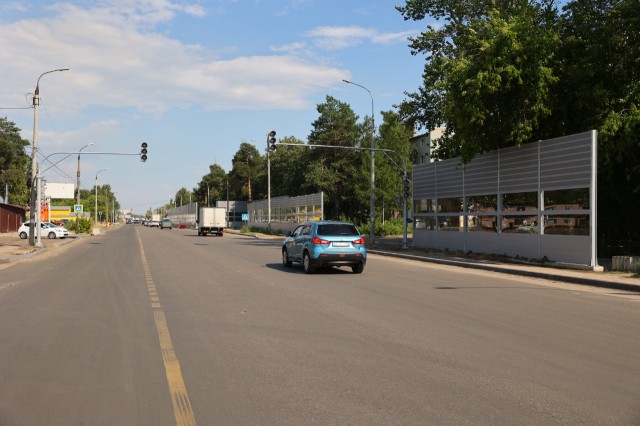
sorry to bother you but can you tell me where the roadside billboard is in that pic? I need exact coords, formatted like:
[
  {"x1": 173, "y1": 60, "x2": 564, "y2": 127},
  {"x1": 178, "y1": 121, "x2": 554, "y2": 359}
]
[{"x1": 44, "y1": 182, "x2": 74, "y2": 199}]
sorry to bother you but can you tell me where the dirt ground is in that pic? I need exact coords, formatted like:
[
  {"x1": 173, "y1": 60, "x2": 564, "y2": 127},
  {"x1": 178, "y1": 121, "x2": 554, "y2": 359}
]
[{"x1": 0, "y1": 231, "x2": 75, "y2": 257}]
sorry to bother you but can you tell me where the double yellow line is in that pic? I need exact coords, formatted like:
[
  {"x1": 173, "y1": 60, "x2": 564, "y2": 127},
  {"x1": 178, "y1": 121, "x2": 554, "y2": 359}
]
[{"x1": 138, "y1": 232, "x2": 196, "y2": 426}]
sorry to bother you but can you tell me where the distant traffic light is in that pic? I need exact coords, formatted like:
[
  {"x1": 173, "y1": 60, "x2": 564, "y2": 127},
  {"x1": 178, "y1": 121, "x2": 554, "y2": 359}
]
[
  {"x1": 26, "y1": 172, "x2": 32, "y2": 189},
  {"x1": 267, "y1": 130, "x2": 277, "y2": 152},
  {"x1": 140, "y1": 142, "x2": 148, "y2": 162},
  {"x1": 402, "y1": 175, "x2": 410, "y2": 199}
]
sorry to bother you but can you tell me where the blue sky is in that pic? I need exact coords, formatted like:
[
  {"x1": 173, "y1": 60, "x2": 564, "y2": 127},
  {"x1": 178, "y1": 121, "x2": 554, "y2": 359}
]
[{"x1": 0, "y1": 0, "x2": 430, "y2": 215}]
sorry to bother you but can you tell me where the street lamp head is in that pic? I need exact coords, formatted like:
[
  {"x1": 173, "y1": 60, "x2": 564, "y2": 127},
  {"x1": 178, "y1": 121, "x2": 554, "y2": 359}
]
[
  {"x1": 35, "y1": 68, "x2": 70, "y2": 94},
  {"x1": 342, "y1": 79, "x2": 352, "y2": 84}
]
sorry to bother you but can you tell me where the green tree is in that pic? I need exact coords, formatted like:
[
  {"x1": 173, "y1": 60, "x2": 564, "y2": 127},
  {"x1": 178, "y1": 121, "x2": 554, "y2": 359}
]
[
  {"x1": 376, "y1": 111, "x2": 414, "y2": 219},
  {"x1": 555, "y1": 0, "x2": 640, "y2": 245},
  {"x1": 229, "y1": 142, "x2": 263, "y2": 202},
  {"x1": 174, "y1": 187, "x2": 192, "y2": 207},
  {"x1": 0, "y1": 117, "x2": 30, "y2": 206},
  {"x1": 194, "y1": 163, "x2": 228, "y2": 207},
  {"x1": 396, "y1": 0, "x2": 559, "y2": 162},
  {"x1": 305, "y1": 95, "x2": 365, "y2": 219},
  {"x1": 267, "y1": 136, "x2": 307, "y2": 198},
  {"x1": 86, "y1": 184, "x2": 115, "y2": 222}
]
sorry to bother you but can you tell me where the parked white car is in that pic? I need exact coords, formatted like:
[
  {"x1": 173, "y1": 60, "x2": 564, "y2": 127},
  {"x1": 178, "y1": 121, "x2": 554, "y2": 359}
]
[{"x1": 17, "y1": 221, "x2": 70, "y2": 239}]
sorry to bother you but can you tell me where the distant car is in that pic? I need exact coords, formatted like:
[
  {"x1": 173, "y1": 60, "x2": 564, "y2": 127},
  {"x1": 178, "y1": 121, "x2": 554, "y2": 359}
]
[
  {"x1": 148, "y1": 220, "x2": 160, "y2": 228},
  {"x1": 282, "y1": 221, "x2": 367, "y2": 274},
  {"x1": 160, "y1": 218, "x2": 172, "y2": 229},
  {"x1": 516, "y1": 224, "x2": 538, "y2": 234},
  {"x1": 17, "y1": 221, "x2": 69, "y2": 239}
]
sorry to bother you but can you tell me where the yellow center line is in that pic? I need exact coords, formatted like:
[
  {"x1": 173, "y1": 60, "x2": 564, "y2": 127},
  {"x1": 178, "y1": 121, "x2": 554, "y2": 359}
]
[{"x1": 137, "y1": 231, "x2": 196, "y2": 426}]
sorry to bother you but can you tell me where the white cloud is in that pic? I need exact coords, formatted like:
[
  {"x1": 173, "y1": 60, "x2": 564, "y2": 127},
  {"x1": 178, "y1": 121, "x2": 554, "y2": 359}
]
[
  {"x1": 372, "y1": 31, "x2": 416, "y2": 45},
  {"x1": 0, "y1": 1, "x2": 347, "y2": 118},
  {"x1": 270, "y1": 42, "x2": 308, "y2": 54},
  {"x1": 40, "y1": 119, "x2": 121, "y2": 147},
  {"x1": 306, "y1": 26, "x2": 377, "y2": 50},
  {"x1": 31, "y1": 119, "x2": 122, "y2": 182},
  {"x1": 305, "y1": 25, "x2": 416, "y2": 50}
]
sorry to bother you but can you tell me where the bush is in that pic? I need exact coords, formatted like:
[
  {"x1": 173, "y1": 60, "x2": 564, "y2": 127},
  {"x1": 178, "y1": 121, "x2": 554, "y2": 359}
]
[
  {"x1": 67, "y1": 218, "x2": 94, "y2": 234},
  {"x1": 359, "y1": 217, "x2": 412, "y2": 236}
]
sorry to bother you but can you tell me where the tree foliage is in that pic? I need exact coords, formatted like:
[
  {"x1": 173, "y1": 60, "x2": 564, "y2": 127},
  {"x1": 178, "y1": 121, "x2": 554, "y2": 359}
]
[
  {"x1": 267, "y1": 136, "x2": 307, "y2": 198},
  {"x1": 305, "y1": 96, "x2": 365, "y2": 219},
  {"x1": 229, "y1": 143, "x2": 262, "y2": 202},
  {"x1": 174, "y1": 187, "x2": 192, "y2": 207},
  {"x1": 555, "y1": 0, "x2": 640, "y2": 243},
  {"x1": 376, "y1": 110, "x2": 414, "y2": 217},
  {"x1": 0, "y1": 117, "x2": 30, "y2": 206},
  {"x1": 397, "y1": 0, "x2": 559, "y2": 162},
  {"x1": 193, "y1": 163, "x2": 228, "y2": 207}
]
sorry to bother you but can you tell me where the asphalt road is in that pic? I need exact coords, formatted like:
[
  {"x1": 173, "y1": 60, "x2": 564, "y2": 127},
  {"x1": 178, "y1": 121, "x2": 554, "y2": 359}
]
[{"x1": 1, "y1": 225, "x2": 639, "y2": 425}]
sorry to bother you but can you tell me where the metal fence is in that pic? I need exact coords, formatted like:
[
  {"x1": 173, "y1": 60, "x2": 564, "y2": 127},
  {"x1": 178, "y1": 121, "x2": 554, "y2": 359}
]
[
  {"x1": 412, "y1": 131, "x2": 598, "y2": 267},
  {"x1": 247, "y1": 193, "x2": 324, "y2": 234}
]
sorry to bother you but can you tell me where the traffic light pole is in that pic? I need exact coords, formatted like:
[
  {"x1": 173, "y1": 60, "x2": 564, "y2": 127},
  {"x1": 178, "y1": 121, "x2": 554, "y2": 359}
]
[{"x1": 267, "y1": 131, "x2": 276, "y2": 227}]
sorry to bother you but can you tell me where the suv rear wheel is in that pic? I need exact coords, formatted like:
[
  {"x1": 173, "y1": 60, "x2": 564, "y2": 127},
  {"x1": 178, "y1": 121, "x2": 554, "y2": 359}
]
[
  {"x1": 303, "y1": 252, "x2": 315, "y2": 274},
  {"x1": 351, "y1": 264, "x2": 364, "y2": 274}
]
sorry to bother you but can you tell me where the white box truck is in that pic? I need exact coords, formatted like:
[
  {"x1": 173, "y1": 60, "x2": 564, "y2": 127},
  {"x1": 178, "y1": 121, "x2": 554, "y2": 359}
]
[{"x1": 197, "y1": 207, "x2": 226, "y2": 236}]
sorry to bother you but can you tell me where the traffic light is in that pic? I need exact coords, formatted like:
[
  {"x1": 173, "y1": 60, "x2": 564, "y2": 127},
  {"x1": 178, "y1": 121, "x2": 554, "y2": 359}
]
[
  {"x1": 26, "y1": 172, "x2": 32, "y2": 189},
  {"x1": 267, "y1": 130, "x2": 277, "y2": 152},
  {"x1": 140, "y1": 142, "x2": 148, "y2": 162},
  {"x1": 402, "y1": 175, "x2": 410, "y2": 199}
]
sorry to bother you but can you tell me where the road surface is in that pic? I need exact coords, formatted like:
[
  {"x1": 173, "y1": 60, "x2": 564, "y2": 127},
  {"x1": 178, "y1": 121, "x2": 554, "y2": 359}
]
[{"x1": 0, "y1": 225, "x2": 638, "y2": 425}]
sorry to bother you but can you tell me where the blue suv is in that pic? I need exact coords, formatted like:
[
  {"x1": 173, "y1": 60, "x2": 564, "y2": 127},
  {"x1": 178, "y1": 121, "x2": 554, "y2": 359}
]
[{"x1": 282, "y1": 221, "x2": 367, "y2": 274}]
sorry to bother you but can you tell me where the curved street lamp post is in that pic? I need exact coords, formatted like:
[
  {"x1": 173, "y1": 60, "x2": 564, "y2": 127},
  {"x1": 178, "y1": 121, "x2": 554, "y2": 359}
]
[
  {"x1": 76, "y1": 143, "x2": 94, "y2": 216},
  {"x1": 343, "y1": 79, "x2": 375, "y2": 243},
  {"x1": 30, "y1": 68, "x2": 69, "y2": 246},
  {"x1": 95, "y1": 169, "x2": 107, "y2": 228}
]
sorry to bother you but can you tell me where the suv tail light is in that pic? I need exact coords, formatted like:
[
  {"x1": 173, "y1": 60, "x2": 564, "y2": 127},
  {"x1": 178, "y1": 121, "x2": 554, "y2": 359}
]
[
  {"x1": 352, "y1": 237, "x2": 366, "y2": 245},
  {"x1": 312, "y1": 237, "x2": 330, "y2": 245}
]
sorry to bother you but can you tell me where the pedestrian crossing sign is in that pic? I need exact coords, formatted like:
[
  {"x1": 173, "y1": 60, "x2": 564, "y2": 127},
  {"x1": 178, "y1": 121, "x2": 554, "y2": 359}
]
[{"x1": 74, "y1": 205, "x2": 83, "y2": 213}]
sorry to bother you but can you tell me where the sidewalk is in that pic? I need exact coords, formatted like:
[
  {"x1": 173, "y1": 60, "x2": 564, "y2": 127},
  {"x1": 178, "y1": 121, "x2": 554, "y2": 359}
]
[
  {"x1": 368, "y1": 240, "x2": 640, "y2": 293},
  {"x1": 0, "y1": 231, "x2": 81, "y2": 269}
]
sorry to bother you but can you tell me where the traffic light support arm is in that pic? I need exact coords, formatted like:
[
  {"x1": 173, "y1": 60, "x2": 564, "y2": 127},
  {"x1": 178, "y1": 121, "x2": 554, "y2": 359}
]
[
  {"x1": 40, "y1": 152, "x2": 146, "y2": 174},
  {"x1": 275, "y1": 142, "x2": 410, "y2": 248}
]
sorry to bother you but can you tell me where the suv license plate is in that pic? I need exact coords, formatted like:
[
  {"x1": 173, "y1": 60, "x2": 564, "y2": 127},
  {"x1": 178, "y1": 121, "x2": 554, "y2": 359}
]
[{"x1": 332, "y1": 242, "x2": 349, "y2": 247}]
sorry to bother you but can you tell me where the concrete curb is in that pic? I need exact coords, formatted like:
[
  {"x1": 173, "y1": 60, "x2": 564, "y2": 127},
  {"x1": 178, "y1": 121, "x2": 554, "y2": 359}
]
[{"x1": 369, "y1": 249, "x2": 640, "y2": 293}]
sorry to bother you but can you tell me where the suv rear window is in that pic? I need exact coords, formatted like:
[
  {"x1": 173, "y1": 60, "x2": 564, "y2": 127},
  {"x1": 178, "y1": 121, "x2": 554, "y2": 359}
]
[{"x1": 317, "y1": 224, "x2": 360, "y2": 236}]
